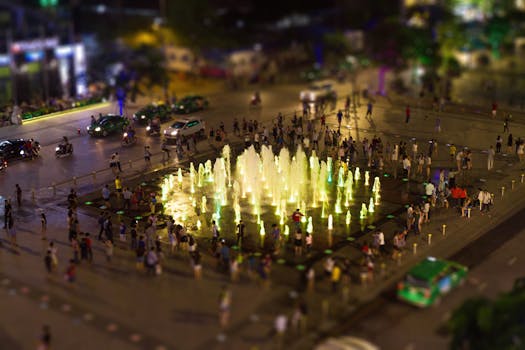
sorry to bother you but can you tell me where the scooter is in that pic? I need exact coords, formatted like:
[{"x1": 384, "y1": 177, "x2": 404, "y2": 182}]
[
  {"x1": 121, "y1": 132, "x2": 137, "y2": 146},
  {"x1": 146, "y1": 123, "x2": 161, "y2": 136},
  {"x1": 55, "y1": 143, "x2": 74, "y2": 158}
]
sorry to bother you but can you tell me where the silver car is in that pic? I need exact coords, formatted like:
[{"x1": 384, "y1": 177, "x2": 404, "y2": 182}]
[{"x1": 163, "y1": 118, "x2": 206, "y2": 139}]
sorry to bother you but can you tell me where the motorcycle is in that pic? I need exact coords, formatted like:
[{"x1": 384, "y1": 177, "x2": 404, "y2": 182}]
[
  {"x1": 249, "y1": 92, "x2": 262, "y2": 108},
  {"x1": 146, "y1": 123, "x2": 161, "y2": 136},
  {"x1": 55, "y1": 143, "x2": 74, "y2": 158},
  {"x1": 121, "y1": 132, "x2": 137, "y2": 146}
]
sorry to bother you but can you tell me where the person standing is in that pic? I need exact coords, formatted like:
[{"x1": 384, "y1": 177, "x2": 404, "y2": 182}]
[
  {"x1": 507, "y1": 134, "x2": 513, "y2": 154},
  {"x1": 40, "y1": 212, "x2": 47, "y2": 240},
  {"x1": 114, "y1": 152, "x2": 122, "y2": 172},
  {"x1": 496, "y1": 135, "x2": 502, "y2": 153},
  {"x1": 15, "y1": 184, "x2": 22, "y2": 208},
  {"x1": 236, "y1": 220, "x2": 245, "y2": 246},
  {"x1": 218, "y1": 285, "x2": 232, "y2": 329},
  {"x1": 3, "y1": 199, "x2": 11, "y2": 229},
  {"x1": 7, "y1": 215, "x2": 16, "y2": 248},
  {"x1": 291, "y1": 208, "x2": 304, "y2": 229},
  {"x1": 37, "y1": 325, "x2": 51, "y2": 350},
  {"x1": 144, "y1": 146, "x2": 151, "y2": 167},
  {"x1": 487, "y1": 145, "x2": 495, "y2": 170}
]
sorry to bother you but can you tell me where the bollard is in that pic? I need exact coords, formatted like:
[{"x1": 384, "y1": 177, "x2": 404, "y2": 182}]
[
  {"x1": 442, "y1": 224, "x2": 446, "y2": 236},
  {"x1": 427, "y1": 233, "x2": 432, "y2": 245},
  {"x1": 129, "y1": 160, "x2": 132, "y2": 169},
  {"x1": 31, "y1": 188, "x2": 35, "y2": 204},
  {"x1": 52, "y1": 182, "x2": 56, "y2": 197},
  {"x1": 522, "y1": 174, "x2": 524, "y2": 183},
  {"x1": 512, "y1": 180, "x2": 516, "y2": 190},
  {"x1": 413, "y1": 243, "x2": 418, "y2": 255},
  {"x1": 501, "y1": 186, "x2": 505, "y2": 198},
  {"x1": 73, "y1": 176, "x2": 77, "y2": 186},
  {"x1": 467, "y1": 208, "x2": 471, "y2": 218}
]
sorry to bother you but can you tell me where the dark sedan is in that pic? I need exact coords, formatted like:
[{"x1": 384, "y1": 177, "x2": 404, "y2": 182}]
[
  {"x1": 133, "y1": 104, "x2": 172, "y2": 125},
  {"x1": 0, "y1": 139, "x2": 40, "y2": 161},
  {"x1": 173, "y1": 95, "x2": 209, "y2": 114},
  {"x1": 87, "y1": 114, "x2": 129, "y2": 137}
]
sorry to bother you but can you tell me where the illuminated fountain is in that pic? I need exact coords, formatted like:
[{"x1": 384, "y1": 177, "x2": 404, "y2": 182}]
[
  {"x1": 157, "y1": 144, "x2": 386, "y2": 249},
  {"x1": 360, "y1": 203, "x2": 368, "y2": 219}
]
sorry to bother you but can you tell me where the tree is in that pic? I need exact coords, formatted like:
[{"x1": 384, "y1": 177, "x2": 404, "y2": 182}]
[{"x1": 448, "y1": 283, "x2": 525, "y2": 350}]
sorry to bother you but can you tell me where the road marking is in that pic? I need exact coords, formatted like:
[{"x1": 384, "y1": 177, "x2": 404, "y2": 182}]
[{"x1": 508, "y1": 257, "x2": 517, "y2": 266}]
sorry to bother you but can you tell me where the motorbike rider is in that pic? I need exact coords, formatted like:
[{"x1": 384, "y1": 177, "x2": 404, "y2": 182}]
[
  {"x1": 148, "y1": 116, "x2": 161, "y2": 133},
  {"x1": 124, "y1": 125, "x2": 136, "y2": 143},
  {"x1": 59, "y1": 136, "x2": 72, "y2": 153},
  {"x1": 251, "y1": 91, "x2": 261, "y2": 106}
]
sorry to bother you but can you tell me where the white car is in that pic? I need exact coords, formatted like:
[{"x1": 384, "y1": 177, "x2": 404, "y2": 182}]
[
  {"x1": 300, "y1": 80, "x2": 336, "y2": 102},
  {"x1": 163, "y1": 118, "x2": 206, "y2": 139}
]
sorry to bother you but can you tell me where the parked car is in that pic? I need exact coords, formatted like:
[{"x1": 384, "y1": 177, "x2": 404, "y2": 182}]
[
  {"x1": 397, "y1": 256, "x2": 468, "y2": 307},
  {"x1": 0, "y1": 139, "x2": 40, "y2": 161},
  {"x1": 299, "y1": 80, "x2": 337, "y2": 103},
  {"x1": 173, "y1": 95, "x2": 209, "y2": 114},
  {"x1": 164, "y1": 117, "x2": 206, "y2": 140},
  {"x1": 133, "y1": 104, "x2": 172, "y2": 125},
  {"x1": 87, "y1": 114, "x2": 129, "y2": 137}
]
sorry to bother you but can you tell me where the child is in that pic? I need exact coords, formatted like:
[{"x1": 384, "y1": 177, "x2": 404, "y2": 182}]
[
  {"x1": 104, "y1": 239, "x2": 114, "y2": 262},
  {"x1": 44, "y1": 251, "x2": 53, "y2": 274}
]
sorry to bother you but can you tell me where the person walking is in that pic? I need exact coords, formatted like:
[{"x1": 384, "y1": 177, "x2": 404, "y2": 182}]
[
  {"x1": 487, "y1": 145, "x2": 495, "y2": 170},
  {"x1": 161, "y1": 139, "x2": 170, "y2": 161},
  {"x1": 365, "y1": 101, "x2": 373, "y2": 118},
  {"x1": 144, "y1": 146, "x2": 151, "y2": 167}
]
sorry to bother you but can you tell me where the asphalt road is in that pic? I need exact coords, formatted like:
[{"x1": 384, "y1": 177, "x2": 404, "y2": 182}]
[{"x1": 346, "y1": 203, "x2": 525, "y2": 350}]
